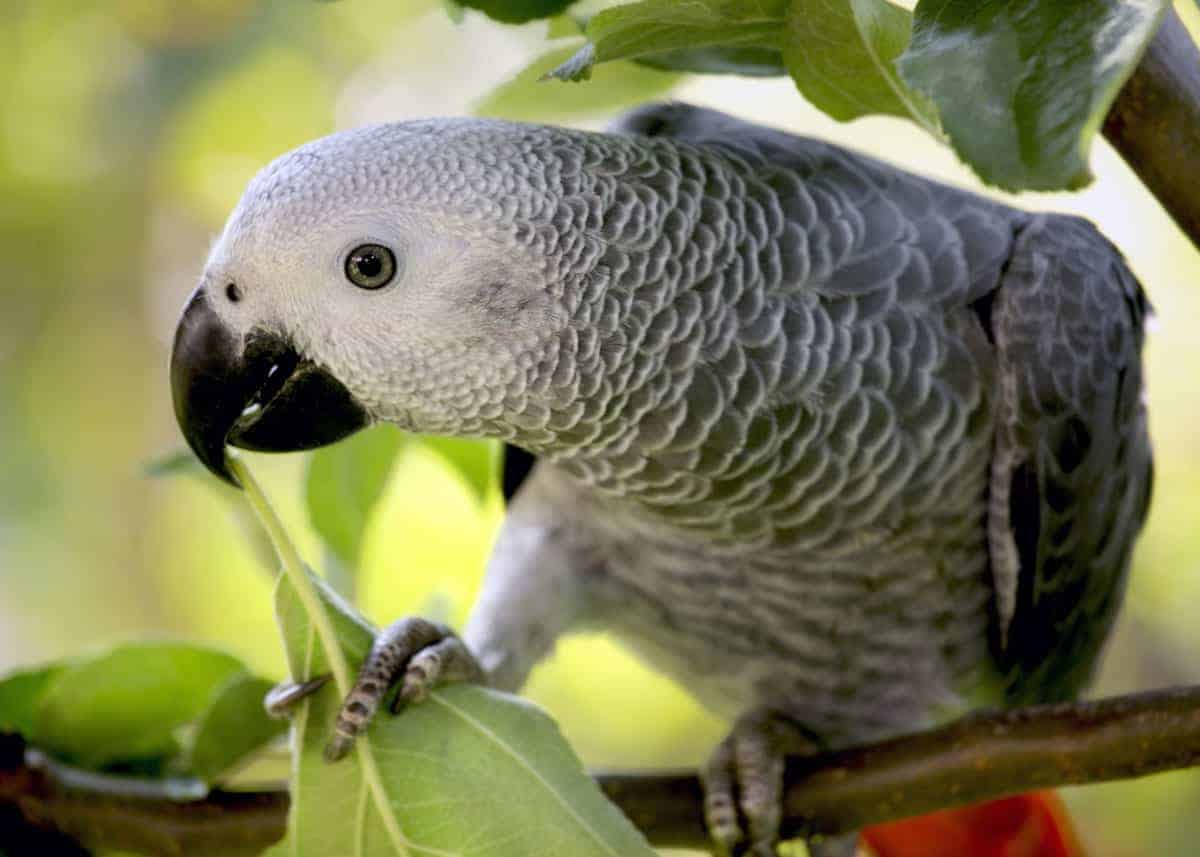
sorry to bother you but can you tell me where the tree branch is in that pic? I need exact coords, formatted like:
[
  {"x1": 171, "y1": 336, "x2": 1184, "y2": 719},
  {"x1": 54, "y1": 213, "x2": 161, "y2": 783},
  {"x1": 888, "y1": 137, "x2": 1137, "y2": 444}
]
[
  {"x1": 599, "y1": 685, "x2": 1200, "y2": 848},
  {"x1": 1104, "y1": 6, "x2": 1200, "y2": 251},
  {"x1": 4, "y1": 685, "x2": 1200, "y2": 855},
  {"x1": 0, "y1": 734, "x2": 285, "y2": 857}
]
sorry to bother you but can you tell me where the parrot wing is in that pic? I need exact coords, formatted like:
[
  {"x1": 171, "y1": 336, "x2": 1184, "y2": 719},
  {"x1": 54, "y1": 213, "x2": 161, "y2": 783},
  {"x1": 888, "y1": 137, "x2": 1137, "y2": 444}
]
[{"x1": 987, "y1": 214, "x2": 1153, "y2": 704}]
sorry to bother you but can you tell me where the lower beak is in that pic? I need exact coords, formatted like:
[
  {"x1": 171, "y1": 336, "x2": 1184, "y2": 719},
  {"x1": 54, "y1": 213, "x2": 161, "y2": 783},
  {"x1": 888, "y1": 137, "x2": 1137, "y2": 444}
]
[{"x1": 169, "y1": 290, "x2": 369, "y2": 485}]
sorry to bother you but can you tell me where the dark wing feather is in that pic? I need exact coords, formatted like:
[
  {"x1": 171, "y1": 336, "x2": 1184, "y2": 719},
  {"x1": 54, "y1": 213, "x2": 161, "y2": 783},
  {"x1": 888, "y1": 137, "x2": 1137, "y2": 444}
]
[
  {"x1": 989, "y1": 214, "x2": 1152, "y2": 704},
  {"x1": 501, "y1": 444, "x2": 537, "y2": 505}
]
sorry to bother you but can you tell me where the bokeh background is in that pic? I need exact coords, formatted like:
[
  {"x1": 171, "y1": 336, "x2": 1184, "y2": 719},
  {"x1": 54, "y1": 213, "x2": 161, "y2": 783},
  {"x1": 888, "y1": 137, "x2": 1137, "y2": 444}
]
[{"x1": 2, "y1": 1, "x2": 1199, "y2": 854}]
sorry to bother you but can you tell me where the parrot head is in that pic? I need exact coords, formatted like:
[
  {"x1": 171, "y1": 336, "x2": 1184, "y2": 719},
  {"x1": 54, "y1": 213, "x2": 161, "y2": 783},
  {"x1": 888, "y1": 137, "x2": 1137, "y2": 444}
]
[{"x1": 170, "y1": 119, "x2": 574, "y2": 484}]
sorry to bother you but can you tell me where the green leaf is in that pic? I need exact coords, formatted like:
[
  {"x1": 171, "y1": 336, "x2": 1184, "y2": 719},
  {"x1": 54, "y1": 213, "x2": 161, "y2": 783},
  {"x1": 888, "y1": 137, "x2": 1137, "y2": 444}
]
[
  {"x1": 418, "y1": 436, "x2": 499, "y2": 502},
  {"x1": 31, "y1": 643, "x2": 247, "y2": 769},
  {"x1": 305, "y1": 424, "x2": 404, "y2": 571},
  {"x1": 185, "y1": 673, "x2": 287, "y2": 783},
  {"x1": 898, "y1": 0, "x2": 1167, "y2": 190},
  {"x1": 0, "y1": 664, "x2": 67, "y2": 736},
  {"x1": 547, "y1": 0, "x2": 789, "y2": 81},
  {"x1": 783, "y1": 0, "x2": 939, "y2": 134},
  {"x1": 277, "y1": 565, "x2": 377, "y2": 674},
  {"x1": 442, "y1": 0, "x2": 466, "y2": 24},
  {"x1": 545, "y1": 13, "x2": 583, "y2": 39},
  {"x1": 460, "y1": 0, "x2": 578, "y2": 24},
  {"x1": 272, "y1": 568, "x2": 656, "y2": 857},
  {"x1": 475, "y1": 43, "x2": 683, "y2": 120},
  {"x1": 636, "y1": 43, "x2": 787, "y2": 76}
]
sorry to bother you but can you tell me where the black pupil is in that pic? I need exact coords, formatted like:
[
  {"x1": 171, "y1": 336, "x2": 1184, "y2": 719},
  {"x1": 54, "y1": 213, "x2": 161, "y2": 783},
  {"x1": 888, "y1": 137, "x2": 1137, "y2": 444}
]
[{"x1": 356, "y1": 252, "x2": 382, "y2": 278}]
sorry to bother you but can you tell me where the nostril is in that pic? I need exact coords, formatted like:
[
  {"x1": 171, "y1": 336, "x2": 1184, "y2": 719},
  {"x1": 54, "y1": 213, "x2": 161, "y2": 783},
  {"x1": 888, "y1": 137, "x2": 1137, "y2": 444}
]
[{"x1": 225, "y1": 282, "x2": 243, "y2": 303}]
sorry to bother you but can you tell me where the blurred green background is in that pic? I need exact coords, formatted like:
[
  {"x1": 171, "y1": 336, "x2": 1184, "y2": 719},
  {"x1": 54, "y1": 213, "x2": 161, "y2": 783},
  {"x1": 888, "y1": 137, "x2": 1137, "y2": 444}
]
[{"x1": 1, "y1": 1, "x2": 1199, "y2": 854}]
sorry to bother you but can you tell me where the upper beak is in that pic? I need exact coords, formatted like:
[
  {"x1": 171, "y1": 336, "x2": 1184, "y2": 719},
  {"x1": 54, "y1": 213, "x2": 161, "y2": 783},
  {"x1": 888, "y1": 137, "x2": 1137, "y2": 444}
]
[{"x1": 169, "y1": 289, "x2": 370, "y2": 486}]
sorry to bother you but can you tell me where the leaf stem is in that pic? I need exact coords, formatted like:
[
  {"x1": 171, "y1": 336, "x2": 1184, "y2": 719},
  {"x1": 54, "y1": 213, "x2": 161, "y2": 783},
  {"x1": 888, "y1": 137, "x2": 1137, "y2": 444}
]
[
  {"x1": 228, "y1": 455, "x2": 411, "y2": 856},
  {"x1": 229, "y1": 456, "x2": 351, "y2": 694}
]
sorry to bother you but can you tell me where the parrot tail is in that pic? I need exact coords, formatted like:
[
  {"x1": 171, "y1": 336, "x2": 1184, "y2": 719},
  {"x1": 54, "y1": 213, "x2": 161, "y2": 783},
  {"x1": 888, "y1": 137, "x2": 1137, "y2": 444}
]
[{"x1": 861, "y1": 791, "x2": 1086, "y2": 857}]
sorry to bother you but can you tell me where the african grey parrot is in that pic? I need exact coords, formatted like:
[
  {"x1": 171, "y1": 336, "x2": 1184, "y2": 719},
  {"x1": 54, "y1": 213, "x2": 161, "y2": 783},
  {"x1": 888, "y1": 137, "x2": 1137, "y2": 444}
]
[{"x1": 169, "y1": 103, "x2": 1152, "y2": 856}]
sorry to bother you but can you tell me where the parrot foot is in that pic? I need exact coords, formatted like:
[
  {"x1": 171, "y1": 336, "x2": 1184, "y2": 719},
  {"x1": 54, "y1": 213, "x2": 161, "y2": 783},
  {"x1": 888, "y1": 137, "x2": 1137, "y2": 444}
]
[
  {"x1": 324, "y1": 616, "x2": 483, "y2": 762},
  {"x1": 703, "y1": 709, "x2": 854, "y2": 857}
]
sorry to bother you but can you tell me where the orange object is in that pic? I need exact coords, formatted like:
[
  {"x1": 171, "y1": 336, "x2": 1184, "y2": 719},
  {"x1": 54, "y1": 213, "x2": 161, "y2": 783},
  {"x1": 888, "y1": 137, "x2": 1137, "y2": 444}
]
[{"x1": 861, "y1": 791, "x2": 1085, "y2": 857}]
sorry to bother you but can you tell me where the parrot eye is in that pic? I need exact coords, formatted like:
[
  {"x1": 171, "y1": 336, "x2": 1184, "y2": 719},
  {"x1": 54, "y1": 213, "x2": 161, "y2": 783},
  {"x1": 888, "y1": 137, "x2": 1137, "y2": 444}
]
[{"x1": 344, "y1": 244, "x2": 396, "y2": 290}]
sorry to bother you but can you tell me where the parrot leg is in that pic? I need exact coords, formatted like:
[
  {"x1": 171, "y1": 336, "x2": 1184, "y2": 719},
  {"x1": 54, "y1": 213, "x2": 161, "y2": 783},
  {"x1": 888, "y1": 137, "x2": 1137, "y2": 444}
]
[
  {"x1": 323, "y1": 616, "x2": 484, "y2": 761},
  {"x1": 702, "y1": 709, "x2": 855, "y2": 857}
]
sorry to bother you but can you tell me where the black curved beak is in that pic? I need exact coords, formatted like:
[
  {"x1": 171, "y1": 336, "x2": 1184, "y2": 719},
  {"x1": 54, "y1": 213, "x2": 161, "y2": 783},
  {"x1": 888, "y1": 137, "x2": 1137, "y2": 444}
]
[{"x1": 169, "y1": 290, "x2": 369, "y2": 486}]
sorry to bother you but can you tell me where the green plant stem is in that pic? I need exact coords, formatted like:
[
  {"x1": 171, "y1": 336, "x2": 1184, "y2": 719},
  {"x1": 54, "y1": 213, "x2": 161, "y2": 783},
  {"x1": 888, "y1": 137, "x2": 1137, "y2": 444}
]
[
  {"x1": 229, "y1": 457, "x2": 352, "y2": 696},
  {"x1": 228, "y1": 455, "x2": 411, "y2": 856}
]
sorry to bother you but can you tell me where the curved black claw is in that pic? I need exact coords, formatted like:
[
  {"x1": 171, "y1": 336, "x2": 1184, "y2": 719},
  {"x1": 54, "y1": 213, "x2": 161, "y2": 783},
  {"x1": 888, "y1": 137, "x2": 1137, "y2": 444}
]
[
  {"x1": 702, "y1": 710, "x2": 839, "y2": 857},
  {"x1": 264, "y1": 674, "x2": 332, "y2": 720},
  {"x1": 324, "y1": 617, "x2": 483, "y2": 762}
]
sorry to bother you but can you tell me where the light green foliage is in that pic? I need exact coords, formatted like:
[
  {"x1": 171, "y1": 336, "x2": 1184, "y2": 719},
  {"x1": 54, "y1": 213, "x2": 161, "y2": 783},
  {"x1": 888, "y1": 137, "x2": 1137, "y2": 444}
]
[
  {"x1": 271, "y1": 565, "x2": 657, "y2": 857},
  {"x1": 476, "y1": 44, "x2": 682, "y2": 120},
  {"x1": 162, "y1": 45, "x2": 337, "y2": 224},
  {"x1": 305, "y1": 425, "x2": 406, "y2": 572},
  {"x1": 0, "y1": 645, "x2": 283, "y2": 783},
  {"x1": 635, "y1": 43, "x2": 787, "y2": 76},
  {"x1": 304, "y1": 429, "x2": 499, "y2": 601},
  {"x1": 418, "y1": 436, "x2": 499, "y2": 503},
  {"x1": 548, "y1": 0, "x2": 789, "y2": 81},
  {"x1": 30, "y1": 643, "x2": 245, "y2": 768},
  {"x1": 0, "y1": 642, "x2": 282, "y2": 777},
  {"x1": 186, "y1": 673, "x2": 287, "y2": 782},
  {"x1": 784, "y1": 0, "x2": 939, "y2": 134},
  {"x1": 0, "y1": 665, "x2": 66, "y2": 736},
  {"x1": 459, "y1": 0, "x2": 579, "y2": 24},
  {"x1": 898, "y1": 0, "x2": 1168, "y2": 190}
]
